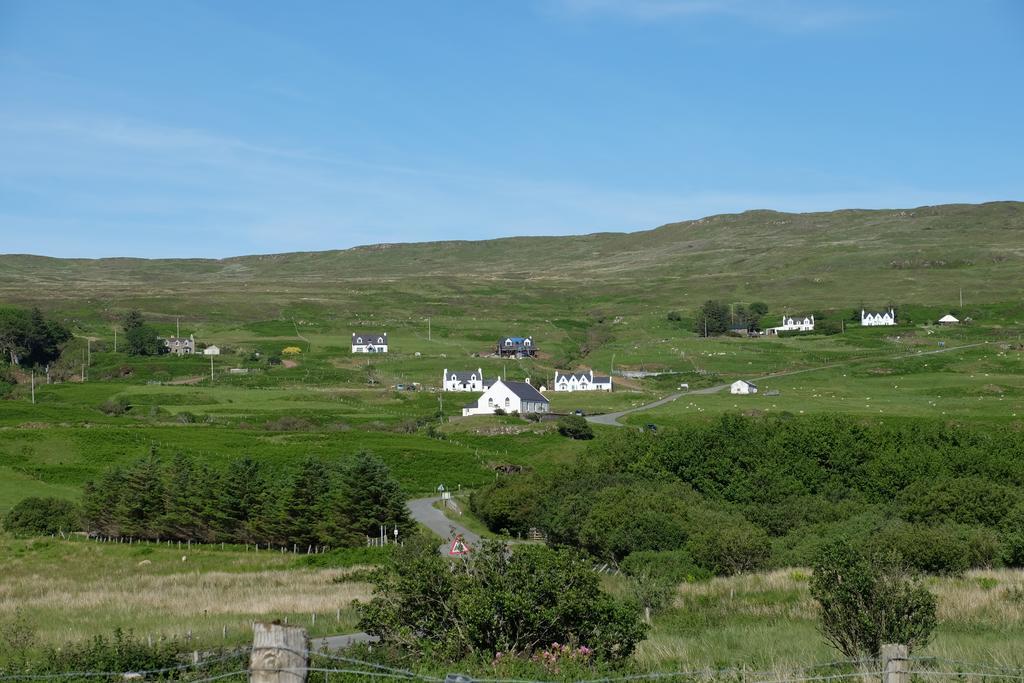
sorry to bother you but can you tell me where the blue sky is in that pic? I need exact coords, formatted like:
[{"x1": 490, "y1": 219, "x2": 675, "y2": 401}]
[{"x1": 1, "y1": 0, "x2": 1021, "y2": 258}]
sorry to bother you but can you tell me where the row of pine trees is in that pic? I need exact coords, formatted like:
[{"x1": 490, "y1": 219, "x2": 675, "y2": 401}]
[{"x1": 81, "y1": 450, "x2": 411, "y2": 547}]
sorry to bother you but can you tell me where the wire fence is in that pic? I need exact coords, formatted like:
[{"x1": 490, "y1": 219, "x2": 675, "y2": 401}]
[{"x1": 7, "y1": 650, "x2": 1024, "y2": 683}]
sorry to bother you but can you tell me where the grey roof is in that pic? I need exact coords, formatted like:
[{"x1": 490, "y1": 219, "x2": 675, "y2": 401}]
[
  {"x1": 449, "y1": 371, "x2": 480, "y2": 381},
  {"x1": 782, "y1": 314, "x2": 812, "y2": 322},
  {"x1": 504, "y1": 381, "x2": 549, "y2": 403},
  {"x1": 593, "y1": 375, "x2": 611, "y2": 383},
  {"x1": 352, "y1": 332, "x2": 388, "y2": 343},
  {"x1": 736, "y1": 379, "x2": 757, "y2": 387}
]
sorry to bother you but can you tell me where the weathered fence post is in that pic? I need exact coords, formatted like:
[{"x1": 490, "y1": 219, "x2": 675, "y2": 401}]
[
  {"x1": 881, "y1": 643, "x2": 908, "y2": 683},
  {"x1": 250, "y1": 623, "x2": 308, "y2": 683}
]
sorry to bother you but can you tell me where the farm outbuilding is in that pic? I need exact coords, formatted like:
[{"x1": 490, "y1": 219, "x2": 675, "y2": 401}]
[
  {"x1": 730, "y1": 380, "x2": 758, "y2": 395},
  {"x1": 938, "y1": 314, "x2": 960, "y2": 324}
]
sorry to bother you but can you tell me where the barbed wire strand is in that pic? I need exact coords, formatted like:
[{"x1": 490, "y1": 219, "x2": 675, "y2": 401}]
[
  {"x1": 0, "y1": 650, "x2": 251, "y2": 681},
  {"x1": 905, "y1": 671, "x2": 1024, "y2": 681}
]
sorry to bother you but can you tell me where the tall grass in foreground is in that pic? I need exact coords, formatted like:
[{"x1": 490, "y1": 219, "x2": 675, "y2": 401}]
[{"x1": 634, "y1": 569, "x2": 1024, "y2": 671}]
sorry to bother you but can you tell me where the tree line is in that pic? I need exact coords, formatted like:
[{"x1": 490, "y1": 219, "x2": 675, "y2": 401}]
[
  {"x1": 58, "y1": 450, "x2": 410, "y2": 546},
  {"x1": 472, "y1": 413, "x2": 1024, "y2": 577}
]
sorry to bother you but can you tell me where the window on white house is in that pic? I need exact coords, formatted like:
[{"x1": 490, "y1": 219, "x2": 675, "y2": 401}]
[
  {"x1": 504, "y1": 397, "x2": 510, "y2": 408},
  {"x1": 488, "y1": 398, "x2": 494, "y2": 407}
]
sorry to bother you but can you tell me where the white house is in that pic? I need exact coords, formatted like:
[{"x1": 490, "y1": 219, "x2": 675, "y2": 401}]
[
  {"x1": 553, "y1": 369, "x2": 612, "y2": 392},
  {"x1": 351, "y1": 332, "x2": 388, "y2": 353},
  {"x1": 861, "y1": 309, "x2": 896, "y2": 326},
  {"x1": 768, "y1": 314, "x2": 814, "y2": 334},
  {"x1": 202, "y1": 345, "x2": 221, "y2": 356},
  {"x1": 730, "y1": 379, "x2": 758, "y2": 395},
  {"x1": 443, "y1": 368, "x2": 493, "y2": 392},
  {"x1": 462, "y1": 378, "x2": 550, "y2": 416},
  {"x1": 938, "y1": 314, "x2": 959, "y2": 325}
]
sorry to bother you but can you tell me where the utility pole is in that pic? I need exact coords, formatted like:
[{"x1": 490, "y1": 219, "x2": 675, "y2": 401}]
[
  {"x1": 30, "y1": 371, "x2": 35, "y2": 404},
  {"x1": 210, "y1": 355, "x2": 214, "y2": 383},
  {"x1": 87, "y1": 338, "x2": 91, "y2": 366},
  {"x1": 959, "y1": 287, "x2": 963, "y2": 309},
  {"x1": 427, "y1": 317, "x2": 431, "y2": 341},
  {"x1": 176, "y1": 316, "x2": 180, "y2": 337},
  {"x1": 113, "y1": 328, "x2": 117, "y2": 353},
  {"x1": 704, "y1": 316, "x2": 708, "y2": 338}
]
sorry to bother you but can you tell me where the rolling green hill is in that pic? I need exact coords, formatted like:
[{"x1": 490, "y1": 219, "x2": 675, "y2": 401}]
[{"x1": 1, "y1": 201, "x2": 1022, "y2": 323}]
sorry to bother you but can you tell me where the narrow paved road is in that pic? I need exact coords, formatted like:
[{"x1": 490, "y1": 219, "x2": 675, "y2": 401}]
[
  {"x1": 588, "y1": 340, "x2": 990, "y2": 427},
  {"x1": 407, "y1": 495, "x2": 482, "y2": 551}
]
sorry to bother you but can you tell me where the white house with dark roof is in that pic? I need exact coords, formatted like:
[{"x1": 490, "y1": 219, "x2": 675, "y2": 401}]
[
  {"x1": 730, "y1": 379, "x2": 758, "y2": 395},
  {"x1": 767, "y1": 314, "x2": 814, "y2": 334},
  {"x1": 553, "y1": 369, "x2": 612, "y2": 392},
  {"x1": 351, "y1": 332, "x2": 388, "y2": 353},
  {"x1": 442, "y1": 368, "x2": 494, "y2": 392},
  {"x1": 462, "y1": 379, "x2": 550, "y2": 416},
  {"x1": 861, "y1": 309, "x2": 896, "y2": 326}
]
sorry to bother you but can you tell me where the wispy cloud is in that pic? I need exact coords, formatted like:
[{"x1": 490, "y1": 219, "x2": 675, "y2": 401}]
[{"x1": 549, "y1": 0, "x2": 878, "y2": 31}]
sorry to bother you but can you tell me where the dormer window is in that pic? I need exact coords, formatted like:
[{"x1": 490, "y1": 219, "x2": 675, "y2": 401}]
[
  {"x1": 524, "y1": 339, "x2": 531, "y2": 346},
  {"x1": 356, "y1": 337, "x2": 363, "y2": 343}
]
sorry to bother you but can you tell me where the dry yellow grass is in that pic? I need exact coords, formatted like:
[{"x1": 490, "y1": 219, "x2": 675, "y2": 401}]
[{"x1": 0, "y1": 536, "x2": 373, "y2": 647}]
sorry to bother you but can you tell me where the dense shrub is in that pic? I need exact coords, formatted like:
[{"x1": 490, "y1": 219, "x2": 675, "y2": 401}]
[
  {"x1": 357, "y1": 536, "x2": 647, "y2": 662},
  {"x1": 4, "y1": 497, "x2": 80, "y2": 537},
  {"x1": 469, "y1": 475, "x2": 545, "y2": 536},
  {"x1": 472, "y1": 413, "x2": 1024, "y2": 575},
  {"x1": 686, "y1": 510, "x2": 772, "y2": 575},
  {"x1": 557, "y1": 415, "x2": 594, "y2": 440},
  {"x1": 900, "y1": 477, "x2": 1021, "y2": 528},
  {"x1": 811, "y1": 542, "x2": 937, "y2": 658},
  {"x1": 620, "y1": 549, "x2": 710, "y2": 584}
]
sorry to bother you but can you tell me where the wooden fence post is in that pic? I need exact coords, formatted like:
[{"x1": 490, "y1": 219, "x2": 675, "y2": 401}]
[
  {"x1": 881, "y1": 643, "x2": 908, "y2": 683},
  {"x1": 250, "y1": 623, "x2": 308, "y2": 683}
]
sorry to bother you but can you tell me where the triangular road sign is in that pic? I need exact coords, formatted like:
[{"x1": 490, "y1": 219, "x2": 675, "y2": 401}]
[{"x1": 448, "y1": 535, "x2": 471, "y2": 556}]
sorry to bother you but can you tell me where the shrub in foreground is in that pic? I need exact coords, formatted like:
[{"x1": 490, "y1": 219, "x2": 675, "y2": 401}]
[
  {"x1": 810, "y1": 541, "x2": 937, "y2": 658},
  {"x1": 357, "y1": 536, "x2": 646, "y2": 662}
]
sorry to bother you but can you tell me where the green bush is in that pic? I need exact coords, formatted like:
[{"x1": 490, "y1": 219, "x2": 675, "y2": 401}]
[
  {"x1": 357, "y1": 536, "x2": 647, "y2": 662},
  {"x1": 811, "y1": 541, "x2": 937, "y2": 658},
  {"x1": 3, "y1": 497, "x2": 80, "y2": 537},
  {"x1": 620, "y1": 549, "x2": 710, "y2": 584},
  {"x1": 557, "y1": 414, "x2": 594, "y2": 440},
  {"x1": 470, "y1": 475, "x2": 545, "y2": 536},
  {"x1": 686, "y1": 511, "x2": 772, "y2": 575}
]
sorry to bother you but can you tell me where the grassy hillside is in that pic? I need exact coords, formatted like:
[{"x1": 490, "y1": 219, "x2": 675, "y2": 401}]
[{"x1": 1, "y1": 202, "x2": 1022, "y2": 324}]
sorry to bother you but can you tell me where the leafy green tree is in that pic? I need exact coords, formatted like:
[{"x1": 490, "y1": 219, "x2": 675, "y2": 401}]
[
  {"x1": 750, "y1": 301, "x2": 769, "y2": 316},
  {"x1": 122, "y1": 310, "x2": 163, "y2": 356},
  {"x1": 692, "y1": 300, "x2": 730, "y2": 336},
  {"x1": 3, "y1": 497, "x2": 80, "y2": 537},
  {"x1": 358, "y1": 537, "x2": 647, "y2": 662},
  {"x1": 811, "y1": 541, "x2": 937, "y2": 658},
  {"x1": 557, "y1": 414, "x2": 594, "y2": 440}
]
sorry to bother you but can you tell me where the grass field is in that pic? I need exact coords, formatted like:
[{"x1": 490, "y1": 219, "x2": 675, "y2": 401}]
[
  {"x1": 0, "y1": 535, "x2": 379, "y2": 647},
  {"x1": 1, "y1": 202, "x2": 1024, "y2": 665},
  {"x1": 614, "y1": 568, "x2": 1024, "y2": 670}
]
